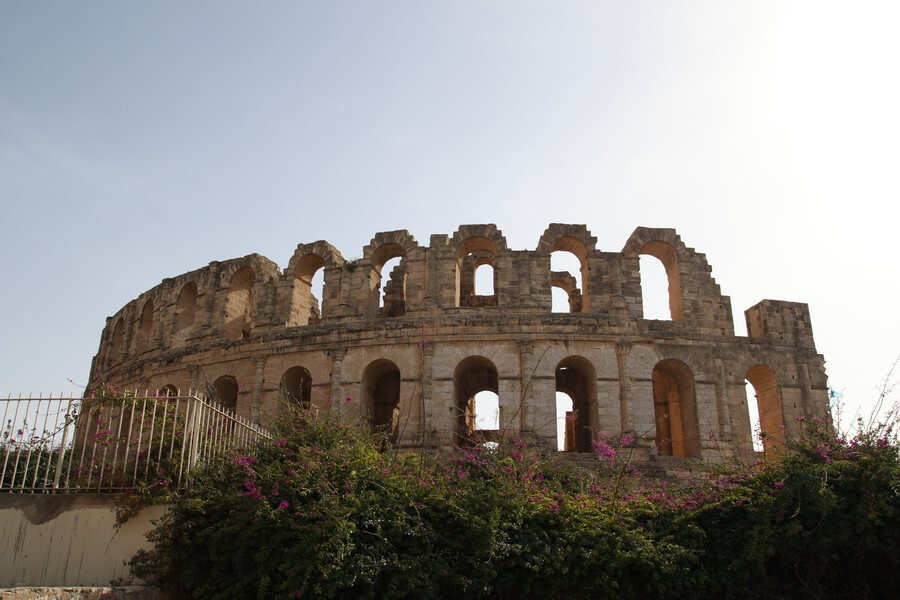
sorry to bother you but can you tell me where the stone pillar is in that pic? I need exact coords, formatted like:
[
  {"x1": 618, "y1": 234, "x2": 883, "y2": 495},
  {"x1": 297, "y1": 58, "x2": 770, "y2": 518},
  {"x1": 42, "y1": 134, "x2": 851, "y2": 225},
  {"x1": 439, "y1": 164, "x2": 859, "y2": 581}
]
[
  {"x1": 188, "y1": 365, "x2": 200, "y2": 396},
  {"x1": 252, "y1": 356, "x2": 266, "y2": 424},
  {"x1": 517, "y1": 337, "x2": 535, "y2": 432},
  {"x1": 421, "y1": 340, "x2": 435, "y2": 447},
  {"x1": 327, "y1": 347, "x2": 347, "y2": 410},
  {"x1": 615, "y1": 342, "x2": 632, "y2": 434},
  {"x1": 203, "y1": 262, "x2": 220, "y2": 331},
  {"x1": 714, "y1": 359, "x2": 732, "y2": 438}
]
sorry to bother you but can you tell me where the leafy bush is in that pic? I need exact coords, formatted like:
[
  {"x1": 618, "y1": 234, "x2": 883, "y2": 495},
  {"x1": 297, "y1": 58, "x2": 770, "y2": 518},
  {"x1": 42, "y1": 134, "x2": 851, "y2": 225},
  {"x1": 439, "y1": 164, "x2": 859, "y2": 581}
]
[{"x1": 131, "y1": 408, "x2": 899, "y2": 599}]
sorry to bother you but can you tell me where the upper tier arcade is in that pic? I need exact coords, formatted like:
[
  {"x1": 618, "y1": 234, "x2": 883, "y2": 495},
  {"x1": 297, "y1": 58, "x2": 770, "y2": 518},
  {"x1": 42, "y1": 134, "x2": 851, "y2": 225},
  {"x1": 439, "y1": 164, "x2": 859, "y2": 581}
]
[{"x1": 89, "y1": 224, "x2": 829, "y2": 463}]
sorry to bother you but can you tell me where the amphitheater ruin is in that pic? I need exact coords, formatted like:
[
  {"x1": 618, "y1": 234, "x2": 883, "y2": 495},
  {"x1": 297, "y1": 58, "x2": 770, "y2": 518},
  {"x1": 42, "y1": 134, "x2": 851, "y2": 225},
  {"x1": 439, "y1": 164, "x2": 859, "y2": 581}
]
[{"x1": 89, "y1": 224, "x2": 829, "y2": 464}]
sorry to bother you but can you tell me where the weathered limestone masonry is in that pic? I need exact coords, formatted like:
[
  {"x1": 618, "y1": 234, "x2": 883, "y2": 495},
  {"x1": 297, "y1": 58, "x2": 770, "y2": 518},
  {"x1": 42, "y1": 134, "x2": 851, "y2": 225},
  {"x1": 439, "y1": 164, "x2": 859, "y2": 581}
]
[{"x1": 88, "y1": 224, "x2": 829, "y2": 465}]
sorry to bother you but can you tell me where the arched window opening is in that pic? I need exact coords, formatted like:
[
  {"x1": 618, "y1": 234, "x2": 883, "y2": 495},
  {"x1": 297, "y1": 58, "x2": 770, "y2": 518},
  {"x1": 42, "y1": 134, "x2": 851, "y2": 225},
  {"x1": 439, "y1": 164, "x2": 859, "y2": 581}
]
[
  {"x1": 378, "y1": 255, "x2": 404, "y2": 312},
  {"x1": 158, "y1": 384, "x2": 178, "y2": 397},
  {"x1": 471, "y1": 390, "x2": 500, "y2": 431},
  {"x1": 361, "y1": 359, "x2": 401, "y2": 443},
  {"x1": 107, "y1": 319, "x2": 124, "y2": 366},
  {"x1": 639, "y1": 241, "x2": 683, "y2": 321},
  {"x1": 224, "y1": 268, "x2": 255, "y2": 341},
  {"x1": 454, "y1": 356, "x2": 499, "y2": 445},
  {"x1": 549, "y1": 238, "x2": 589, "y2": 312},
  {"x1": 556, "y1": 391, "x2": 574, "y2": 451},
  {"x1": 652, "y1": 359, "x2": 699, "y2": 457},
  {"x1": 556, "y1": 356, "x2": 595, "y2": 452},
  {"x1": 281, "y1": 366, "x2": 312, "y2": 408},
  {"x1": 474, "y1": 263, "x2": 494, "y2": 296},
  {"x1": 745, "y1": 381, "x2": 764, "y2": 452},
  {"x1": 745, "y1": 365, "x2": 785, "y2": 457},
  {"x1": 456, "y1": 237, "x2": 499, "y2": 308},
  {"x1": 138, "y1": 299, "x2": 154, "y2": 351},
  {"x1": 639, "y1": 256, "x2": 671, "y2": 320},
  {"x1": 550, "y1": 250, "x2": 584, "y2": 314},
  {"x1": 291, "y1": 254, "x2": 325, "y2": 326},
  {"x1": 174, "y1": 282, "x2": 197, "y2": 341},
  {"x1": 212, "y1": 375, "x2": 238, "y2": 411},
  {"x1": 370, "y1": 244, "x2": 407, "y2": 317}
]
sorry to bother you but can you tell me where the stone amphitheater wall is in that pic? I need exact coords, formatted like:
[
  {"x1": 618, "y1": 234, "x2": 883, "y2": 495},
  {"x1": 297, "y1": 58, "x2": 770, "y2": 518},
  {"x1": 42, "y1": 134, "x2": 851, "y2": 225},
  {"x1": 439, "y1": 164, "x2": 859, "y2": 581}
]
[{"x1": 89, "y1": 224, "x2": 829, "y2": 462}]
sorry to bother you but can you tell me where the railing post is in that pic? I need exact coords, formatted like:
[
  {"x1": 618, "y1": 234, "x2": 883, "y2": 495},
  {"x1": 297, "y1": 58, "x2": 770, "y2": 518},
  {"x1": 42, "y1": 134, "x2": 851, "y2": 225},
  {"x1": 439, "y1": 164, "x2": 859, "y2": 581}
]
[{"x1": 52, "y1": 397, "x2": 75, "y2": 490}]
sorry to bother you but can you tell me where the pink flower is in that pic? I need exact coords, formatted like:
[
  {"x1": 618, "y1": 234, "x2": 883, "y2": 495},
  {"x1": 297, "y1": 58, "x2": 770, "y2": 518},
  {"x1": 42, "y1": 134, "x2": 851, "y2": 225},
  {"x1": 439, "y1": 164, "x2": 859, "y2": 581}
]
[{"x1": 278, "y1": 501, "x2": 289, "y2": 510}]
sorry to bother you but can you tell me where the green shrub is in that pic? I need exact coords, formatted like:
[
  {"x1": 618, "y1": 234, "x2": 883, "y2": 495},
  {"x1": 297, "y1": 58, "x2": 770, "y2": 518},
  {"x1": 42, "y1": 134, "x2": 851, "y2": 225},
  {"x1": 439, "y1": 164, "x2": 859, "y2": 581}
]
[{"x1": 130, "y1": 408, "x2": 899, "y2": 599}]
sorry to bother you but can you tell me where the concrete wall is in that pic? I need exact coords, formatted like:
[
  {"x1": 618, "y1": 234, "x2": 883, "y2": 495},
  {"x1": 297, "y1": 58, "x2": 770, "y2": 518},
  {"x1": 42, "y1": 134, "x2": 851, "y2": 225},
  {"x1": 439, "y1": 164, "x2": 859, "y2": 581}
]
[{"x1": 0, "y1": 495, "x2": 165, "y2": 588}]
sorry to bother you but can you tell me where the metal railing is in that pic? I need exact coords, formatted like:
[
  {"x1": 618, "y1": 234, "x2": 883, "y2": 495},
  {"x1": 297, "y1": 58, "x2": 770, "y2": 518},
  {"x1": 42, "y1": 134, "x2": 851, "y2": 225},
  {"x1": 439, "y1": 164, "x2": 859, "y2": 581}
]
[{"x1": 0, "y1": 390, "x2": 271, "y2": 493}]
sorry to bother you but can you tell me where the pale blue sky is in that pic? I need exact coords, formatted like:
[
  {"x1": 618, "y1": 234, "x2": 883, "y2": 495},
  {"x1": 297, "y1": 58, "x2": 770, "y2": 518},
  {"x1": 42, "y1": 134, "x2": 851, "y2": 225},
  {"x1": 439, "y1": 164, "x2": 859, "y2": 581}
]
[{"x1": 2, "y1": 1, "x2": 898, "y2": 428}]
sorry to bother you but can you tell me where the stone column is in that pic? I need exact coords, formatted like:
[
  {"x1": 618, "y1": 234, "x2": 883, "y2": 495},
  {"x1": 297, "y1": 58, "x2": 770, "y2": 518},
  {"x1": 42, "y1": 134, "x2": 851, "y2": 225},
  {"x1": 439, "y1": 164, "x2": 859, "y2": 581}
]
[
  {"x1": 420, "y1": 340, "x2": 435, "y2": 447},
  {"x1": 252, "y1": 356, "x2": 266, "y2": 424},
  {"x1": 203, "y1": 263, "x2": 220, "y2": 331},
  {"x1": 517, "y1": 337, "x2": 535, "y2": 432},
  {"x1": 188, "y1": 364, "x2": 201, "y2": 396},
  {"x1": 714, "y1": 358, "x2": 732, "y2": 438},
  {"x1": 615, "y1": 342, "x2": 632, "y2": 434},
  {"x1": 327, "y1": 347, "x2": 347, "y2": 410}
]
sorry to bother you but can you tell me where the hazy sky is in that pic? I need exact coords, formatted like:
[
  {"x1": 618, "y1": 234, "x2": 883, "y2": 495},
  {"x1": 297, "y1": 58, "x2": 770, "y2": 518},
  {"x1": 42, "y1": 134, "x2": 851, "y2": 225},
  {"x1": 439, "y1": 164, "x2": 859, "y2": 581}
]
[{"x1": 1, "y1": 1, "x2": 898, "y2": 430}]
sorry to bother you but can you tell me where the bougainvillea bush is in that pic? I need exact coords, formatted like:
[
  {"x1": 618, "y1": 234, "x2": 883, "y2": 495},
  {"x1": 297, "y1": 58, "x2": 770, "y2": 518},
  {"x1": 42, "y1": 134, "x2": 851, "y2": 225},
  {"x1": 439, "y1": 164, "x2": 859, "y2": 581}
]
[{"x1": 130, "y1": 407, "x2": 898, "y2": 599}]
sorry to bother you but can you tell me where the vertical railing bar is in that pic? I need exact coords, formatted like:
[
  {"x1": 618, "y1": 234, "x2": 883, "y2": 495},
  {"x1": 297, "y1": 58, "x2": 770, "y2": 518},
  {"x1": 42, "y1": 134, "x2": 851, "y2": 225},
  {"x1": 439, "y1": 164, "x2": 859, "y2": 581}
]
[
  {"x1": 30, "y1": 397, "x2": 53, "y2": 491},
  {"x1": 86, "y1": 413, "x2": 101, "y2": 489},
  {"x1": 168, "y1": 397, "x2": 180, "y2": 461},
  {"x1": 1, "y1": 395, "x2": 23, "y2": 490},
  {"x1": 11, "y1": 395, "x2": 33, "y2": 492},
  {"x1": 177, "y1": 396, "x2": 193, "y2": 487},
  {"x1": 133, "y1": 397, "x2": 147, "y2": 486},
  {"x1": 145, "y1": 397, "x2": 158, "y2": 479},
  {"x1": 198, "y1": 400, "x2": 209, "y2": 467},
  {"x1": 52, "y1": 397, "x2": 74, "y2": 490},
  {"x1": 74, "y1": 404, "x2": 94, "y2": 489},
  {"x1": 121, "y1": 397, "x2": 136, "y2": 488},
  {"x1": 43, "y1": 396, "x2": 65, "y2": 490}
]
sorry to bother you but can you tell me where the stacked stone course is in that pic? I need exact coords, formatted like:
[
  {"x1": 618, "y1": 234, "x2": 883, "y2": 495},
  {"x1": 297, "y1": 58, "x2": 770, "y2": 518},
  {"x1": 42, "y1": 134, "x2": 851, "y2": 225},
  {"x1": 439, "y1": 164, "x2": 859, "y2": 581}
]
[{"x1": 89, "y1": 224, "x2": 828, "y2": 464}]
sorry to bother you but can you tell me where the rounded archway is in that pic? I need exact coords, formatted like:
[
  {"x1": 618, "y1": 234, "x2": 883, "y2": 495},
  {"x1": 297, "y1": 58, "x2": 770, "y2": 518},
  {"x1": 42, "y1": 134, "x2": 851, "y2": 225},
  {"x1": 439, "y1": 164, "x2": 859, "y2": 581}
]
[
  {"x1": 652, "y1": 359, "x2": 699, "y2": 457},
  {"x1": 224, "y1": 268, "x2": 255, "y2": 341},
  {"x1": 361, "y1": 359, "x2": 401, "y2": 442},
  {"x1": 281, "y1": 366, "x2": 312, "y2": 408},
  {"x1": 556, "y1": 356, "x2": 596, "y2": 452},
  {"x1": 745, "y1": 364, "x2": 785, "y2": 457},
  {"x1": 453, "y1": 356, "x2": 499, "y2": 445},
  {"x1": 212, "y1": 375, "x2": 239, "y2": 411}
]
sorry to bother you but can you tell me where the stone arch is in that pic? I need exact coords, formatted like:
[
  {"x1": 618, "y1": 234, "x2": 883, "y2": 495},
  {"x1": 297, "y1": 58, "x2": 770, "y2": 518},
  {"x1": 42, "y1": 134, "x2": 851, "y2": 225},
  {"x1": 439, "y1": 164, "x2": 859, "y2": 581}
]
[
  {"x1": 281, "y1": 366, "x2": 312, "y2": 408},
  {"x1": 453, "y1": 236, "x2": 503, "y2": 308},
  {"x1": 212, "y1": 375, "x2": 239, "y2": 411},
  {"x1": 550, "y1": 271, "x2": 583, "y2": 313},
  {"x1": 363, "y1": 231, "x2": 419, "y2": 317},
  {"x1": 652, "y1": 359, "x2": 700, "y2": 457},
  {"x1": 286, "y1": 241, "x2": 343, "y2": 326},
  {"x1": 623, "y1": 228, "x2": 686, "y2": 321},
  {"x1": 137, "y1": 298, "x2": 154, "y2": 352},
  {"x1": 360, "y1": 359, "x2": 401, "y2": 442},
  {"x1": 453, "y1": 356, "x2": 500, "y2": 445},
  {"x1": 556, "y1": 355, "x2": 596, "y2": 452},
  {"x1": 173, "y1": 282, "x2": 197, "y2": 343},
  {"x1": 537, "y1": 224, "x2": 597, "y2": 312},
  {"x1": 158, "y1": 384, "x2": 178, "y2": 397},
  {"x1": 639, "y1": 241, "x2": 683, "y2": 320},
  {"x1": 745, "y1": 364, "x2": 785, "y2": 457},
  {"x1": 224, "y1": 267, "x2": 255, "y2": 341}
]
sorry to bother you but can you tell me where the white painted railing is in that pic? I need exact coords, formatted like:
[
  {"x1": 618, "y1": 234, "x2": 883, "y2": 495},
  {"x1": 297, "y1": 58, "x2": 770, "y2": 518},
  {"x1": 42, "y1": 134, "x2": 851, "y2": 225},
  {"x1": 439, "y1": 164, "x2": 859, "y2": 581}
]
[{"x1": 0, "y1": 391, "x2": 270, "y2": 493}]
